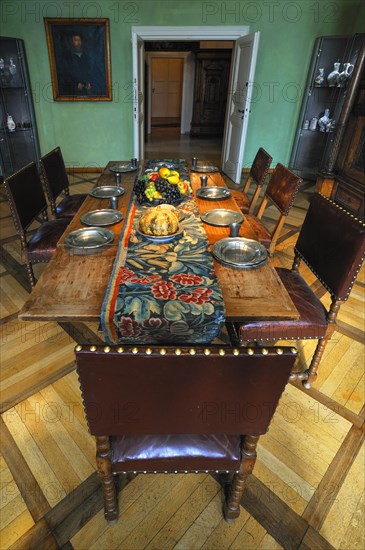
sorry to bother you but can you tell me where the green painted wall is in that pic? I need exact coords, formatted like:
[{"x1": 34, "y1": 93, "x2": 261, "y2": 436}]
[{"x1": 1, "y1": 0, "x2": 363, "y2": 168}]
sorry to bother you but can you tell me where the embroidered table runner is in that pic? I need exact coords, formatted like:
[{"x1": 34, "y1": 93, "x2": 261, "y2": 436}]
[{"x1": 101, "y1": 160, "x2": 226, "y2": 344}]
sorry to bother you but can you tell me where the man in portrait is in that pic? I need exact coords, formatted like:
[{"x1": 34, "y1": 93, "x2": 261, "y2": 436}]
[{"x1": 54, "y1": 27, "x2": 107, "y2": 97}]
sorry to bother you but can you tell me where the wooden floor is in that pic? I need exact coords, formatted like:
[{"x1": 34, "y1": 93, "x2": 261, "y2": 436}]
[{"x1": 0, "y1": 134, "x2": 364, "y2": 549}]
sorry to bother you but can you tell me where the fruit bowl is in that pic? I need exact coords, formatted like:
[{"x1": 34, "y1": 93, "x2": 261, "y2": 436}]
[{"x1": 134, "y1": 167, "x2": 192, "y2": 206}]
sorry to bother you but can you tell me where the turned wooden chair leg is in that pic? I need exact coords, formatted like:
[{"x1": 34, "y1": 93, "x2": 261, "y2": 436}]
[
  {"x1": 223, "y1": 434, "x2": 259, "y2": 523},
  {"x1": 96, "y1": 435, "x2": 118, "y2": 524},
  {"x1": 303, "y1": 302, "x2": 339, "y2": 389},
  {"x1": 302, "y1": 336, "x2": 329, "y2": 389}
]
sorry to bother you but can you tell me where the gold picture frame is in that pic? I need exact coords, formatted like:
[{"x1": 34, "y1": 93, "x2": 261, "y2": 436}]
[{"x1": 44, "y1": 18, "x2": 112, "y2": 101}]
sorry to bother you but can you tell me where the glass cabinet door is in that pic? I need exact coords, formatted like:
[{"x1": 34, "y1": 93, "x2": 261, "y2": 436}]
[{"x1": 0, "y1": 37, "x2": 40, "y2": 180}]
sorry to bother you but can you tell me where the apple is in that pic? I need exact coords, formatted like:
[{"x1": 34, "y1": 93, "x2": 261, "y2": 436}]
[
  {"x1": 158, "y1": 167, "x2": 170, "y2": 178},
  {"x1": 177, "y1": 181, "x2": 189, "y2": 194}
]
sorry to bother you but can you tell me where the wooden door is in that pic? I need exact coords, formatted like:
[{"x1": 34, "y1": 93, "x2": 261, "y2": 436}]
[
  {"x1": 221, "y1": 33, "x2": 260, "y2": 184},
  {"x1": 151, "y1": 58, "x2": 183, "y2": 119}
]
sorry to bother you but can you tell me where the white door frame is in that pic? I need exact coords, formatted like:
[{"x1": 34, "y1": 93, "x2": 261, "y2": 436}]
[{"x1": 131, "y1": 26, "x2": 250, "y2": 158}]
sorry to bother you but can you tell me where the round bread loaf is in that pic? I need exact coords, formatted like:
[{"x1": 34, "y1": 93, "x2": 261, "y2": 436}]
[{"x1": 139, "y1": 207, "x2": 179, "y2": 236}]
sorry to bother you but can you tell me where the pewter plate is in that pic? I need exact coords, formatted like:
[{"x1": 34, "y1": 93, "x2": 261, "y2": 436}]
[
  {"x1": 109, "y1": 163, "x2": 137, "y2": 173},
  {"x1": 191, "y1": 165, "x2": 219, "y2": 173},
  {"x1": 136, "y1": 227, "x2": 184, "y2": 244},
  {"x1": 212, "y1": 237, "x2": 268, "y2": 269},
  {"x1": 200, "y1": 209, "x2": 244, "y2": 227},
  {"x1": 80, "y1": 209, "x2": 123, "y2": 227},
  {"x1": 196, "y1": 187, "x2": 232, "y2": 201},
  {"x1": 65, "y1": 227, "x2": 114, "y2": 255},
  {"x1": 90, "y1": 186, "x2": 125, "y2": 198}
]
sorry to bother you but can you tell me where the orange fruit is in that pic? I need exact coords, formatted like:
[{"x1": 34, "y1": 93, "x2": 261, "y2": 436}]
[{"x1": 158, "y1": 167, "x2": 170, "y2": 178}]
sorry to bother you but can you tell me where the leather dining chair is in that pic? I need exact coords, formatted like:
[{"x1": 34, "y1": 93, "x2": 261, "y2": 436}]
[
  {"x1": 75, "y1": 344, "x2": 297, "y2": 525},
  {"x1": 231, "y1": 147, "x2": 273, "y2": 214},
  {"x1": 226, "y1": 193, "x2": 365, "y2": 389},
  {"x1": 40, "y1": 146, "x2": 87, "y2": 218},
  {"x1": 4, "y1": 162, "x2": 69, "y2": 288},
  {"x1": 243, "y1": 163, "x2": 302, "y2": 255}
]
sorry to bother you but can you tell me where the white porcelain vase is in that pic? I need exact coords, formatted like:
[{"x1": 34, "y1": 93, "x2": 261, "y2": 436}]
[
  {"x1": 319, "y1": 109, "x2": 331, "y2": 132},
  {"x1": 315, "y1": 68, "x2": 325, "y2": 87},
  {"x1": 327, "y1": 63, "x2": 341, "y2": 87}
]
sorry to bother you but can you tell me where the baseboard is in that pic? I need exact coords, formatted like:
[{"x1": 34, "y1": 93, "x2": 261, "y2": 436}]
[{"x1": 66, "y1": 167, "x2": 104, "y2": 173}]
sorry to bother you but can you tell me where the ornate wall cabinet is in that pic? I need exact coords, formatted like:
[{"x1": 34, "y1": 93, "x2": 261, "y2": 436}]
[
  {"x1": 190, "y1": 50, "x2": 232, "y2": 137},
  {"x1": 0, "y1": 37, "x2": 40, "y2": 180}
]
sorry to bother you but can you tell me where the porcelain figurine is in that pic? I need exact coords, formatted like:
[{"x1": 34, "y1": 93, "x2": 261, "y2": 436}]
[
  {"x1": 327, "y1": 62, "x2": 341, "y2": 87},
  {"x1": 337, "y1": 63, "x2": 354, "y2": 87},
  {"x1": 314, "y1": 68, "x2": 325, "y2": 87},
  {"x1": 9, "y1": 58, "x2": 16, "y2": 75},
  {"x1": 319, "y1": 109, "x2": 330, "y2": 132},
  {"x1": 7, "y1": 114, "x2": 16, "y2": 132},
  {"x1": 309, "y1": 117, "x2": 318, "y2": 131}
]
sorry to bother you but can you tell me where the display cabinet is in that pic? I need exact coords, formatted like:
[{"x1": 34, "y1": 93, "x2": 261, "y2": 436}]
[
  {"x1": 290, "y1": 34, "x2": 364, "y2": 180},
  {"x1": 0, "y1": 37, "x2": 40, "y2": 181}
]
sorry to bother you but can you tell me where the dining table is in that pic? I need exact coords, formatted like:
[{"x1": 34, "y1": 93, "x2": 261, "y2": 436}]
[{"x1": 18, "y1": 160, "x2": 299, "y2": 344}]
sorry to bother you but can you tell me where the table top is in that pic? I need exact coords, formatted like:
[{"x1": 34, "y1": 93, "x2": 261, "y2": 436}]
[{"x1": 19, "y1": 161, "x2": 298, "y2": 323}]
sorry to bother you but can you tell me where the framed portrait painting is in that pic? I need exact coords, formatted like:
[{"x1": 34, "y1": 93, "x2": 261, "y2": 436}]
[{"x1": 44, "y1": 18, "x2": 112, "y2": 101}]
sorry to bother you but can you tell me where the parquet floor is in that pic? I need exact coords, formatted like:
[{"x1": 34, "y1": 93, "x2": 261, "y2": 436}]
[{"x1": 0, "y1": 137, "x2": 364, "y2": 549}]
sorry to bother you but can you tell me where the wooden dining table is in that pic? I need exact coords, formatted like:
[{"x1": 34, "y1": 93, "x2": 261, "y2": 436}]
[{"x1": 19, "y1": 161, "x2": 299, "y2": 342}]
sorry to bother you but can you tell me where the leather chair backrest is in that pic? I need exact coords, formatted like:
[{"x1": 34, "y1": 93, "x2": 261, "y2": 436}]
[
  {"x1": 4, "y1": 162, "x2": 47, "y2": 232},
  {"x1": 265, "y1": 163, "x2": 302, "y2": 215},
  {"x1": 295, "y1": 193, "x2": 365, "y2": 301},
  {"x1": 40, "y1": 146, "x2": 69, "y2": 200},
  {"x1": 76, "y1": 345, "x2": 296, "y2": 437},
  {"x1": 250, "y1": 147, "x2": 272, "y2": 186}
]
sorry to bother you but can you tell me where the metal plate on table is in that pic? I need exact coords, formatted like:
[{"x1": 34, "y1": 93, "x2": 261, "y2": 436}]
[
  {"x1": 80, "y1": 209, "x2": 123, "y2": 227},
  {"x1": 196, "y1": 187, "x2": 232, "y2": 201},
  {"x1": 136, "y1": 227, "x2": 184, "y2": 244},
  {"x1": 90, "y1": 186, "x2": 125, "y2": 198},
  {"x1": 200, "y1": 209, "x2": 244, "y2": 227},
  {"x1": 212, "y1": 237, "x2": 268, "y2": 269},
  {"x1": 65, "y1": 227, "x2": 114, "y2": 255},
  {"x1": 191, "y1": 165, "x2": 219, "y2": 173},
  {"x1": 109, "y1": 163, "x2": 137, "y2": 173}
]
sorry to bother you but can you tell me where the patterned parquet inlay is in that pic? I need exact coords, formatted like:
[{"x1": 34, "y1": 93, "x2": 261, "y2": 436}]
[{"x1": 0, "y1": 138, "x2": 364, "y2": 549}]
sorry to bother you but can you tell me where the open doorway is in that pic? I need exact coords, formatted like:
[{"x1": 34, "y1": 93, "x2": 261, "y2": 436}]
[
  {"x1": 132, "y1": 27, "x2": 260, "y2": 183},
  {"x1": 150, "y1": 57, "x2": 184, "y2": 128}
]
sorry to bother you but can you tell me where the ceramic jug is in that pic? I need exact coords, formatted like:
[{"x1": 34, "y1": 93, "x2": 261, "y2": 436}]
[
  {"x1": 337, "y1": 63, "x2": 354, "y2": 87},
  {"x1": 315, "y1": 68, "x2": 325, "y2": 87},
  {"x1": 327, "y1": 62, "x2": 341, "y2": 87},
  {"x1": 319, "y1": 109, "x2": 330, "y2": 132}
]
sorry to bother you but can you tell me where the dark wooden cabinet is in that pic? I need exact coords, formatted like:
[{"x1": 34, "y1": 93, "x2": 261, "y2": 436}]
[
  {"x1": 190, "y1": 50, "x2": 231, "y2": 137},
  {"x1": 330, "y1": 53, "x2": 365, "y2": 218}
]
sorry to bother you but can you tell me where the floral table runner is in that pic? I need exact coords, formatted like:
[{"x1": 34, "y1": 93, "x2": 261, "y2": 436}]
[{"x1": 101, "y1": 160, "x2": 226, "y2": 345}]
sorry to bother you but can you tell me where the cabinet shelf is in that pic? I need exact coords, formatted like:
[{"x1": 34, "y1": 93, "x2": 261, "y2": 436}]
[{"x1": 0, "y1": 86, "x2": 26, "y2": 90}]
